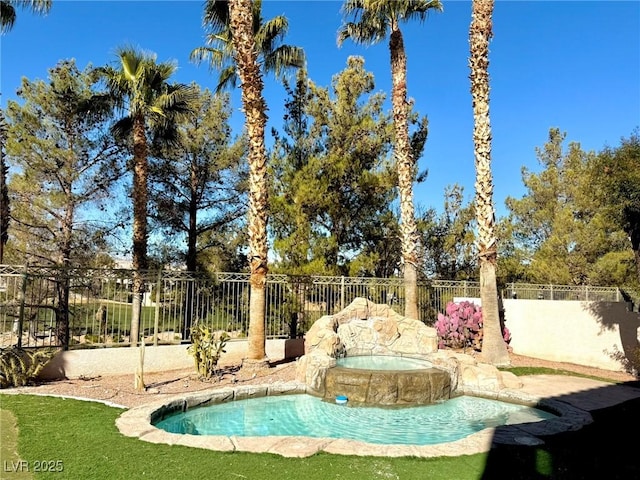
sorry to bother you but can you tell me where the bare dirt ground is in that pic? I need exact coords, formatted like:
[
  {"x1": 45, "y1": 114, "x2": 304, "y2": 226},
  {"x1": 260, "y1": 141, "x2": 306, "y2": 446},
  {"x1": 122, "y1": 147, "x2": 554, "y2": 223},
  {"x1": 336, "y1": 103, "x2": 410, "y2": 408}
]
[{"x1": 5, "y1": 353, "x2": 637, "y2": 409}]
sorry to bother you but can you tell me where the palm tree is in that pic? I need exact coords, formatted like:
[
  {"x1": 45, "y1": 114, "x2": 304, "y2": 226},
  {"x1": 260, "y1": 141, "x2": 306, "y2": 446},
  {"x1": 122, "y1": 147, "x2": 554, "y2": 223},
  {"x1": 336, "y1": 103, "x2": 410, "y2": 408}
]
[
  {"x1": 1, "y1": 0, "x2": 51, "y2": 33},
  {"x1": 197, "y1": 0, "x2": 303, "y2": 365},
  {"x1": 98, "y1": 46, "x2": 195, "y2": 347},
  {"x1": 338, "y1": 0, "x2": 442, "y2": 320},
  {"x1": 225, "y1": 0, "x2": 269, "y2": 365},
  {"x1": 191, "y1": 0, "x2": 305, "y2": 92},
  {"x1": 469, "y1": 0, "x2": 509, "y2": 365}
]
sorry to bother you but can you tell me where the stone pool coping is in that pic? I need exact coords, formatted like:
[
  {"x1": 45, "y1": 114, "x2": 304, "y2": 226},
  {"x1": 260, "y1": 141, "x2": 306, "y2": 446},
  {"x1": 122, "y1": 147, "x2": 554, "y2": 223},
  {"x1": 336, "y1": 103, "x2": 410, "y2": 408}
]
[{"x1": 114, "y1": 378, "x2": 601, "y2": 458}]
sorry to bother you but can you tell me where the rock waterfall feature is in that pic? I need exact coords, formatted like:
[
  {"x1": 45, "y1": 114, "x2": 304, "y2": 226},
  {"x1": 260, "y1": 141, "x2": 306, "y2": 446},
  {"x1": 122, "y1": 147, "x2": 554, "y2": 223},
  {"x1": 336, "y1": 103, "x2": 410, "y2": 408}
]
[{"x1": 296, "y1": 298, "x2": 522, "y2": 405}]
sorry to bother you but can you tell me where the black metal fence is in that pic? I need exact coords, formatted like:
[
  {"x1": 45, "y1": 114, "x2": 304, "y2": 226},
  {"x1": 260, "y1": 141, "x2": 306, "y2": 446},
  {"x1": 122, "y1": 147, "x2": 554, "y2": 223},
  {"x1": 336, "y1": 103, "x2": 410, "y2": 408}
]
[{"x1": 0, "y1": 265, "x2": 623, "y2": 349}]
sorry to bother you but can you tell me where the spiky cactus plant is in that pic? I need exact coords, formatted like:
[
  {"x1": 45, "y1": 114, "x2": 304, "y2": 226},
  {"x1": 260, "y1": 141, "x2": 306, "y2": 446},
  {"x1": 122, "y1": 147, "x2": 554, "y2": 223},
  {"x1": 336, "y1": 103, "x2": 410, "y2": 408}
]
[
  {"x1": 0, "y1": 346, "x2": 57, "y2": 388},
  {"x1": 187, "y1": 324, "x2": 229, "y2": 380}
]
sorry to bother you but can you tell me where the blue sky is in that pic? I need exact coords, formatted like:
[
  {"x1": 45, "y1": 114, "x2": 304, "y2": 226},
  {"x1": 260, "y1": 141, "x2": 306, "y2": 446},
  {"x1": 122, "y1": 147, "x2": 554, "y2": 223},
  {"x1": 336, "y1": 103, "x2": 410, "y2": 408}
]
[{"x1": 1, "y1": 0, "x2": 639, "y2": 218}]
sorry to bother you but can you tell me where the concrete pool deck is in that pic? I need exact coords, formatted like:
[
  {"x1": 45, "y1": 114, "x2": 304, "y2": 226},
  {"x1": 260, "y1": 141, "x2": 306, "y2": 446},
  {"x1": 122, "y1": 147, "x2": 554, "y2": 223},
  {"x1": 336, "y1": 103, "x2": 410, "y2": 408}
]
[{"x1": 114, "y1": 375, "x2": 640, "y2": 458}]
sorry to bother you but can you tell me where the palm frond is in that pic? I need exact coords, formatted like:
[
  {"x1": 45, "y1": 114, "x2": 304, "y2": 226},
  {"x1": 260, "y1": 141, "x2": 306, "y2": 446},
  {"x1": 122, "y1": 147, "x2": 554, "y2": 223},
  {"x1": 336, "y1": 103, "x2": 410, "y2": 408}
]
[
  {"x1": 338, "y1": 21, "x2": 384, "y2": 46},
  {"x1": 151, "y1": 122, "x2": 181, "y2": 149},
  {"x1": 190, "y1": 46, "x2": 226, "y2": 70},
  {"x1": 202, "y1": 29, "x2": 234, "y2": 60},
  {"x1": 338, "y1": 0, "x2": 442, "y2": 46},
  {"x1": 416, "y1": 168, "x2": 429, "y2": 183},
  {"x1": 215, "y1": 66, "x2": 238, "y2": 93},
  {"x1": 149, "y1": 105, "x2": 166, "y2": 119},
  {"x1": 197, "y1": 0, "x2": 303, "y2": 90},
  {"x1": 256, "y1": 15, "x2": 289, "y2": 52},
  {"x1": 252, "y1": 0, "x2": 264, "y2": 34},
  {"x1": 111, "y1": 116, "x2": 134, "y2": 141},
  {"x1": 1, "y1": 0, "x2": 51, "y2": 33},
  {"x1": 116, "y1": 48, "x2": 145, "y2": 82},
  {"x1": 0, "y1": 2, "x2": 17, "y2": 33},
  {"x1": 94, "y1": 65, "x2": 130, "y2": 107},
  {"x1": 155, "y1": 84, "x2": 199, "y2": 115},
  {"x1": 395, "y1": 0, "x2": 443, "y2": 22},
  {"x1": 264, "y1": 45, "x2": 306, "y2": 78},
  {"x1": 341, "y1": 0, "x2": 366, "y2": 16},
  {"x1": 147, "y1": 64, "x2": 178, "y2": 97},
  {"x1": 203, "y1": 0, "x2": 229, "y2": 30},
  {"x1": 14, "y1": 0, "x2": 51, "y2": 14}
]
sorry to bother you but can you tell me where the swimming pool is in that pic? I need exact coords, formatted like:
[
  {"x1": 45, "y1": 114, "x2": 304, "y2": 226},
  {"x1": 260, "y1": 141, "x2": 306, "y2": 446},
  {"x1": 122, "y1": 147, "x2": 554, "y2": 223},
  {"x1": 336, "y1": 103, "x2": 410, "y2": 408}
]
[{"x1": 153, "y1": 393, "x2": 556, "y2": 446}]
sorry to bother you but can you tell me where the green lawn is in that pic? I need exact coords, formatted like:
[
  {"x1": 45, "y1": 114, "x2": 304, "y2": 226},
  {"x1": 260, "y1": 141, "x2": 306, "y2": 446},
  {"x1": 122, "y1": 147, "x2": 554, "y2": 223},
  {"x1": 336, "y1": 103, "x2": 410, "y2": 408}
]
[
  {"x1": 1, "y1": 372, "x2": 639, "y2": 479},
  {"x1": 0, "y1": 395, "x2": 482, "y2": 480}
]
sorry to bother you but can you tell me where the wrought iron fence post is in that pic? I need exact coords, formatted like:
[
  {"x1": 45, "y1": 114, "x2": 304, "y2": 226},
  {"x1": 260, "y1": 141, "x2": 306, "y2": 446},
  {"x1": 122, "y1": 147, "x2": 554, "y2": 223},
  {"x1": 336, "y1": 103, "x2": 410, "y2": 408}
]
[
  {"x1": 340, "y1": 276, "x2": 345, "y2": 311},
  {"x1": 153, "y1": 270, "x2": 161, "y2": 346},
  {"x1": 16, "y1": 264, "x2": 28, "y2": 348}
]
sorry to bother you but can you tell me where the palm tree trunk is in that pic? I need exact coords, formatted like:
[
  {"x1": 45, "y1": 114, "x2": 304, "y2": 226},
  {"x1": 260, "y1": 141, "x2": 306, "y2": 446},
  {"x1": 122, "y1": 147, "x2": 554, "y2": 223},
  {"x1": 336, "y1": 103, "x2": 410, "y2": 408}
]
[
  {"x1": 470, "y1": 0, "x2": 509, "y2": 366},
  {"x1": 390, "y1": 26, "x2": 419, "y2": 320},
  {"x1": 130, "y1": 114, "x2": 149, "y2": 347},
  {"x1": 229, "y1": 0, "x2": 269, "y2": 363}
]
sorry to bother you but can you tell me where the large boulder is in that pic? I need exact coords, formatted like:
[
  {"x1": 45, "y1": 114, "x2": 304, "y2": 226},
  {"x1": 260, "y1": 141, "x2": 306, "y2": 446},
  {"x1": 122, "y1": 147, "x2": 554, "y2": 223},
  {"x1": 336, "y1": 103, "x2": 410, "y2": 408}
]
[{"x1": 304, "y1": 297, "x2": 438, "y2": 357}]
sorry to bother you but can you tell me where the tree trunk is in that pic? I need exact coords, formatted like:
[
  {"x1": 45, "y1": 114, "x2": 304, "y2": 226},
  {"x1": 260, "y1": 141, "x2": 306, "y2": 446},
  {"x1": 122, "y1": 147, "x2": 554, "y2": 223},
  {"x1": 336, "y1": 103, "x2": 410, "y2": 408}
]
[
  {"x1": 55, "y1": 272, "x2": 70, "y2": 349},
  {"x1": 182, "y1": 161, "x2": 199, "y2": 340},
  {"x1": 130, "y1": 114, "x2": 149, "y2": 347},
  {"x1": 229, "y1": 0, "x2": 269, "y2": 363},
  {"x1": 390, "y1": 26, "x2": 419, "y2": 320},
  {"x1": 0, "y1": 113, "x2": 9, "y2": 264},
  {"x1": 627, "y1": 215, "x2": 640, "y2": 285},
  {"x1": 479, "y1": 259, "x2": 509, "y2": 363},
  {"x1": 186, "y1": 158, "x2": 199, "y2": 273},
  {"x1": 53, "y1": 189, "x2": 75, "y2": 349},
  {"x1": 470, "y1": 0, "x2": 509, "y2": 366}
]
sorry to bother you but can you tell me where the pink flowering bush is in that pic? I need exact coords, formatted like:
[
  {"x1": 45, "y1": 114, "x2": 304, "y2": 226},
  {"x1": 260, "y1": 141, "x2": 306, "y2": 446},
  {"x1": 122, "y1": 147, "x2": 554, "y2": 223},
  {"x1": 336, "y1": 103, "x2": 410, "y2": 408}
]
[{"x1": 435, "y1": 301, "x2": 511, "y2": 351}]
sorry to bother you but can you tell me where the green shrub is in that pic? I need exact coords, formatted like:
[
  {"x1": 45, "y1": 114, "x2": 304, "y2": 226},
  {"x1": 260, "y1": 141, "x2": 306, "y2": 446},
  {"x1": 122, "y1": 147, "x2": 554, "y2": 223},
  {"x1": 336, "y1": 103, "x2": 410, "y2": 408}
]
[
  {"x1": 187, "y1": 324, "x2": 229, "y2": 380},
  {"x1": 0, "y1": 346, "x2": 58, "y2": 388}
]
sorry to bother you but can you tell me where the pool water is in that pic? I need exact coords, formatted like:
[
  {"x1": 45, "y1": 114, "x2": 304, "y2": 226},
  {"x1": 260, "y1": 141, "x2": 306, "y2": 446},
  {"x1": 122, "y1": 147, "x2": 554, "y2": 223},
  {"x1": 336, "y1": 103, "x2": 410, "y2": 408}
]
[
  {"x1": 336, "y1": 356, "x2": 433, "y2": 370},
  {"x1": 154, "y1": 394, "x2": 556, "y2": 446}
]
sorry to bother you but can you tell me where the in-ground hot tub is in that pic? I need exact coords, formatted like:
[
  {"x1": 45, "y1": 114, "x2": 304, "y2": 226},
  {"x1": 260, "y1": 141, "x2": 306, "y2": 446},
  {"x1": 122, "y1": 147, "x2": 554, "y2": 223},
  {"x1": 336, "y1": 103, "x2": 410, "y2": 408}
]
[{"x1": 323, "y1": 355, "x2": 451, "y2": 406}]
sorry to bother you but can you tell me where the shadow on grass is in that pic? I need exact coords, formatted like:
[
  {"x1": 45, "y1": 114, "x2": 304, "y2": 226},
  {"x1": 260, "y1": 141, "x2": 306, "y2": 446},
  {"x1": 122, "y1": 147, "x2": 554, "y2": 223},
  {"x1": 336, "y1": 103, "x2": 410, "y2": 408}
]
[{"x1": 482, "y1": 380, "x2": 640, "y2": 479}]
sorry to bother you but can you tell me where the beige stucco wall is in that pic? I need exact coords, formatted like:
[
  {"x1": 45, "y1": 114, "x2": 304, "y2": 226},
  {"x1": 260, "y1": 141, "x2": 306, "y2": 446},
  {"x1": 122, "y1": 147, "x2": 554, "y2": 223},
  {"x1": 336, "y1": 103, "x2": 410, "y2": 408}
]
[
  {"x1": 39, "y1": 338, "x2": 305, "y2": 380},
  {"x1": 454, "y1": 297, "x2": 639, "y2": 372},
  {"x1": 503, "y1": 300, "x2": 639, "y2": 372}
]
